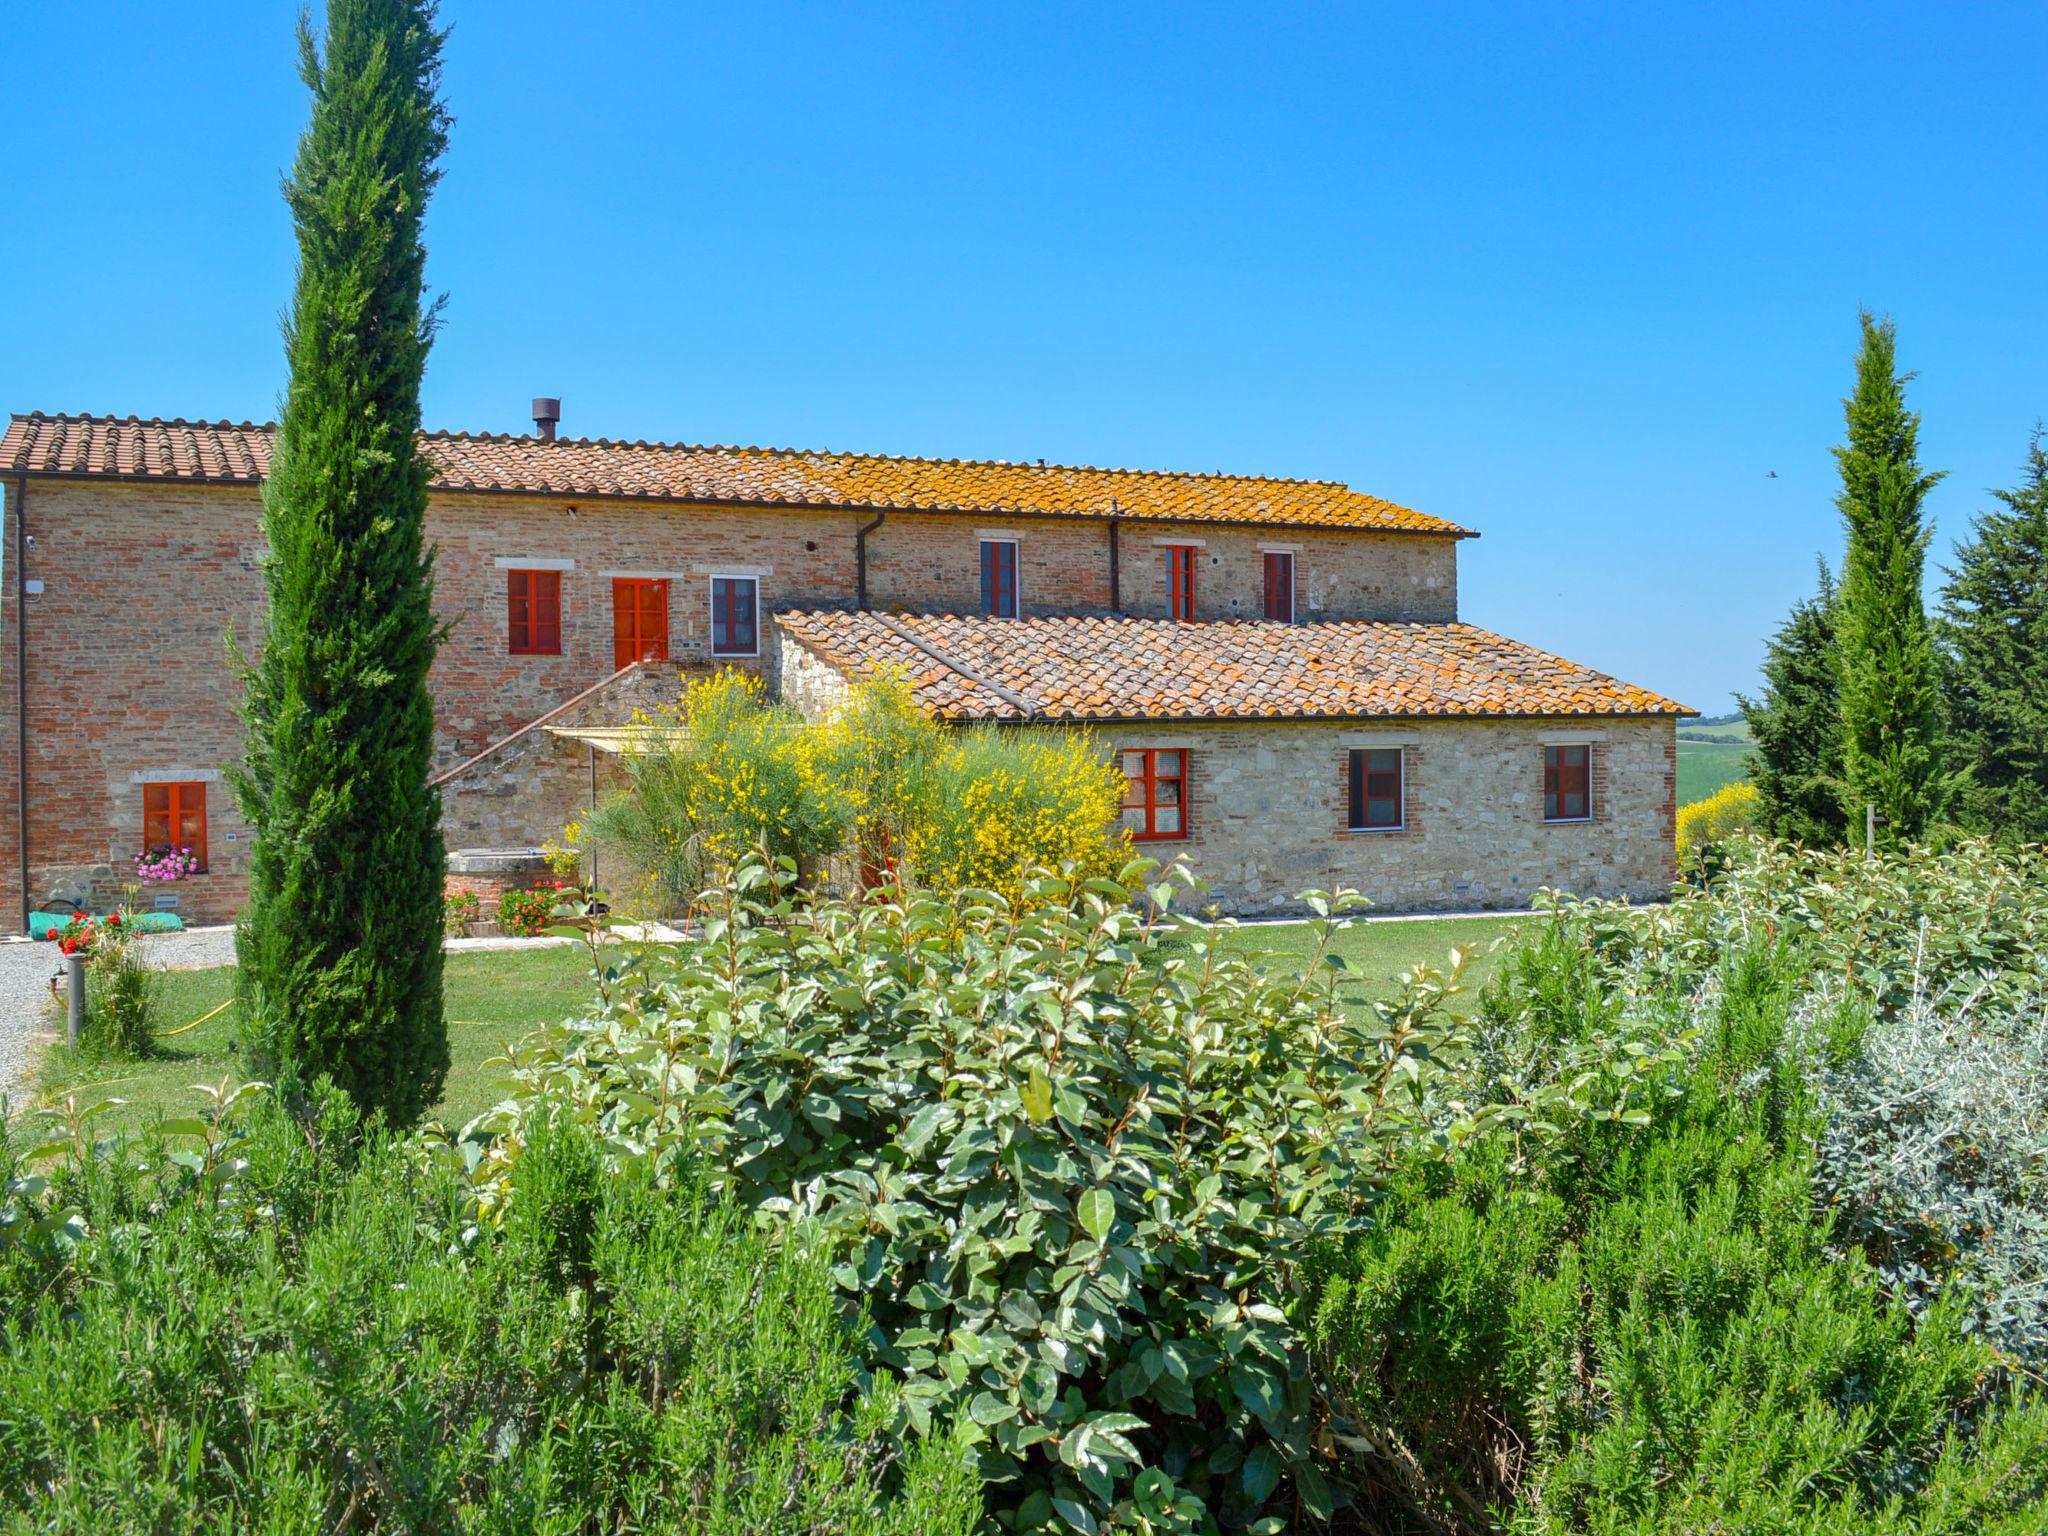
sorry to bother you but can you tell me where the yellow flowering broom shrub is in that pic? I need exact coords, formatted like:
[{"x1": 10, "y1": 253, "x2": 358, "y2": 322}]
[
  {"x1": 902, "y1": 724, "x2": 1130, "y2": 902},
  {"x1": 789, "y1": 671, "x2": 946, "y2": 881},
  {"x1": 1676, "y1": 780, "x2": 1760, "y2": 864},
  {"x1": 584, "y1": 669, "x2": 1128, "y2": 909},
  {"x1": 583, "y1": 671, "x2": 845, "y2": 904}
]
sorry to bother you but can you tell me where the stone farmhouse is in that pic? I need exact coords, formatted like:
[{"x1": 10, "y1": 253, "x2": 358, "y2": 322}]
[{"x1": 0, "y1": 407, "x2": 1688, "y2": 929}]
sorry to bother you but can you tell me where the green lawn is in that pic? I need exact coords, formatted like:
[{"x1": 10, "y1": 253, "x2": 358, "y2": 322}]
[
  {"x1": 38, "y1": 945, "x2": 598, "y2": 1137},
  {"x1": 1224, "y1": 912, "x2": 1521, "y2": 1003},
  {"x1": 36, "y1": 913, "x2": 1526, "y2": 1138},
  {"x1": 1677, "y1": 738, "x2": 1752, "y2": 803}
]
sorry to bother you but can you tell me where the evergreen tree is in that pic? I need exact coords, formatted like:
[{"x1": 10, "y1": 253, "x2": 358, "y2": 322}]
[
  {"x1": 1739, "y1": 561, "x2": 1847, "y2": 844},
  {"x1": 1938, "y1": 429, "x2": 2048, "y2": 843},
  {"x1": 232, "y1": 0, "x2": 451, "y2": 1124},
  {"x1": 1832, "y1": 312, "x2": 1949, "y2": 844}
]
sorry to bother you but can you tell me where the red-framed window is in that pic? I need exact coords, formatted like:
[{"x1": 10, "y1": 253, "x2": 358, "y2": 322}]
[
  {"x1": 1263, "y1": 551, "x2": 1295, "y2": 623},
  {"x1": 1347, "y1": 748, "x2": 1403, "y2": 830},
  {"x1": 506, "y1": 569, "x2": 562, "y2": 655},
  {"x1": 1544, "y1": 744, "x2": 1591, "y2": 822},
  {"x1": 710, "y1": 576, "x2": 759, "y2": 656},
  {"x1": 980, "y1": 539, "x2": 1019, "y2": 618},
  {"x1": 143, "y1": 782, "x2": 208, "y2": 873},
  {"x1": 1120, "y1": 749, "x2": 1188, "y2": 840},
  {"x1": 612, "y1": 578, "x2": 669, "y2": 668},
  {"x1": 1163, "y1": 545, "x2": 1196, "y2": 621}
]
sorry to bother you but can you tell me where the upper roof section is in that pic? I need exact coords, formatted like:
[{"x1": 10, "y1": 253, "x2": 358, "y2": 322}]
[
  {"x1": 777, "y1": 611, "x2": 1690, "y2": 723},
  {"x1": 2, "y1": 412, "x2": 1474, "y2": 537}
]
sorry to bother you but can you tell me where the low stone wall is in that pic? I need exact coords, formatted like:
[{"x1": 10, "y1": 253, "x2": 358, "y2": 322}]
[{"x1": 445, "y1": 848, "x2": 554, "y2": 933}]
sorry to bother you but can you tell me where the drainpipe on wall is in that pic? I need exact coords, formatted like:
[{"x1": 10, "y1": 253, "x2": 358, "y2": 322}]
[
  {"x1": 855, "y1": 509, "x2": 886, "y2": 611},
  {"x1": 1107, "y1": 501, "x2": 1122, "y2": 614},
  {"x1": 13, "y1": 476, "x2": 29, "y2": 934}
]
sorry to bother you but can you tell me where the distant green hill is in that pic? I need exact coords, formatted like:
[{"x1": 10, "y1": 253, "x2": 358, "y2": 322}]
[{"x1": 1677, "y1": 738, "x2": 1752, "y2": 803}]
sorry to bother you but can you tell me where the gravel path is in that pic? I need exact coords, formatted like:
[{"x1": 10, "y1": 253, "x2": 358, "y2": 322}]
[
  {"x1": 0, "y1": 926, "x2": 242, "y2": 1113},
  {"x1": 0, "y1": 938, "x2": 64, "y2": 1113}
]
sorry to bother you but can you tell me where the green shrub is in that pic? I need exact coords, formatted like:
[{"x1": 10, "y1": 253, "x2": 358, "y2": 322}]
[
  {"x1": 472, "y1": 857, "x2": 1509, "y2": 1532},
  {"x1": 1307, "y1": 851, "x2": 2048, "y2": 1534},
  {"x1": 442, "y1": 887, "x2": 480, "y2": 936},
  {"x1": 0, "y1": 1087, "x2": 980, "y2": 1533},
  {"x1": 586, "y1": 671, "x2": 1131, "y2": 912},
  {"x1": 1308, "y1": 928, "x2": 2048, "y2": 1533},
  {"x1": 585, "y1": 670, "x2": 846, "y2": 907},
  {"x1": 900, "y1": 724, "x2": 1130, "y2": 902},
  {"x1": 81, "y1": 914, "x2": 160, "y2": 1060}
]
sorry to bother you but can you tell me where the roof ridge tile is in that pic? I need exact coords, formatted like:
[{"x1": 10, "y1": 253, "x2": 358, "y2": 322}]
[{"x1": 0, "y1": 411, "x2": 1472, "y2": 536}]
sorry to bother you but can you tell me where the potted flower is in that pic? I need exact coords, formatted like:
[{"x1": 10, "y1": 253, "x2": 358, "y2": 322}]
[{"x1": 134, "y1": 845, "x2": 202, "y2": 884}]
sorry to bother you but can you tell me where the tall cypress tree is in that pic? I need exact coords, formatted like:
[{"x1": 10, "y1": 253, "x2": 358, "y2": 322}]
[
  {"x1": 1739, "y1": 561, "x2": 1847, "y2": 844},
  {"x1": 233, "y1": 0, "x2": 451, "y2": 1124},
  {"x1": 1938, "y1": 430, "x2": 2048, "y2": 843},
  {"x1": 1833, "y1": 311, "x2": 1949, "y2": 844}
]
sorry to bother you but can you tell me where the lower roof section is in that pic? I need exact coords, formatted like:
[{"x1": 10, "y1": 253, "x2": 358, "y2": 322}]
[{"x1": 776, "y1": 610, "x2": 1691, "y2": 724}]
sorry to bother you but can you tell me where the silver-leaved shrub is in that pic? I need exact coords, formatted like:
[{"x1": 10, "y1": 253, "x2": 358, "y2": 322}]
[
  {"x1": 1541, "y1": 837, "x2": 2048, "y2": 1372},
  {"x1": 470, "y1": 858, "x2": 1503, "y2": 1533}
]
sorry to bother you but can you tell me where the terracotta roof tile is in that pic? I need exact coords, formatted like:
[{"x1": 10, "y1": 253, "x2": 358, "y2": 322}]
[
  {"x1": 2, "y1": 412, "x2": 1471, "y2": 536},
  {"x1": 775, "y1": 611, "x2": 1690, "y2": 722}
]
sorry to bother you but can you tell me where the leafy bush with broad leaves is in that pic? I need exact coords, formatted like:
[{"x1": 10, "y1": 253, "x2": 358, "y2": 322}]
[
  {"x1": 0, "y1": 1084, "x2": 980, "y2": 1534},
  {"x1": 468, "y1": 856, "x2": 1686, "y2": 1533}
]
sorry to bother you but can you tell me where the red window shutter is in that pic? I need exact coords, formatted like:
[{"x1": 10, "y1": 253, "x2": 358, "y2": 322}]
[
  {"x1": 1263, "y1": 552, "x2": 1294, "y2": 623},
  {"x1": 980, "y1": 541, "x2": 1018, "y2": 618},
  {"x1": 1164, "y1": 547, "x2": 1195, "y2": 621},
  {"x1": 613, "y1": 579, "x2": 669, "y2": 668},
  {"x1": 1119, "y1": 748, "x2": 1189, "y2": 840},
  {"x1": 508, "y1": 569, "x2": 561, "y2": 655},
  {"x1": 143, "y1": 781, "x2": 209, "y2": 872},
  {"x1": 711, "y1": 577, "x2": 759, "y2": 656},
  {"x1": 1347, "y1": 748, "x2": 1402, "y2": 829},
  {"x1": 1544, "y1": 744, "x2": 1591, "y2": 821}
]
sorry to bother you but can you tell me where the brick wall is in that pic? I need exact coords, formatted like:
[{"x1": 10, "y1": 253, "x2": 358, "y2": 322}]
[
  {"x1": 0, "y1": 472, "x2": 1481, "y2": 932},
  {"x1": 864, "y1": 513, "x2": 1457, "y2": 622}
]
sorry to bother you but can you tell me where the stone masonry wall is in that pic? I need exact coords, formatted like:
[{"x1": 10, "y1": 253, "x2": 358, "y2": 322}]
[
  {"x1": 776, "y1": 627, "x2": 857, "y2": 721},
  {"x1": 774, "y1": 625, "x2": 1676, "y2": 917},
  {"x1": 1099, "y1": 716, "x2": 1678, "y2": 915}
]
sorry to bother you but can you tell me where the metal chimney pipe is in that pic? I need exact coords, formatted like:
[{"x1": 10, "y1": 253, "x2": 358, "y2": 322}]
[{"x1": 531, "y1": 397, "x2": 561, "y2": 441}]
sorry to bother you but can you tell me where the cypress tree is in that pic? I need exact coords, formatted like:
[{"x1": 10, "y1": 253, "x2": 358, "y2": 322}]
[
  {"x1": 1832, "y1": 311, "x2": 1949, "y2": 844},
  {"x1": 1938, "y1": 430, "x2": 2048, "y2": 843},
  {"x1": 1739, "y1": 561, "x2": 1847, "y2": 844},
  {"x1": 232, "y1": 0, "x2": 451, "y2": 1124}
]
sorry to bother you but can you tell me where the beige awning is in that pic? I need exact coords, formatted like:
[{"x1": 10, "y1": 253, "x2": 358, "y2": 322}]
[{"x1": 544, "y1": 725, "x2": 694, "y2": 755}]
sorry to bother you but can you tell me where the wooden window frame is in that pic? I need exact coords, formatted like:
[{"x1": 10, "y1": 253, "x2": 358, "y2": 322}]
[
  {"x1": 1262, "y1": 551, "x2": 1295, "y2": 624},
  {"x1": 708, "y1": 574, "x2": 760, "y2": 658},
  {"x1": 1544, "y1": 743, "x2": 1593, "y2": 823},
  {"x1": 612, "y1": 577, "x2": 670, "y2": 668},
  {"x1": 1120, "y1": 748, "x2": 1189, "y2": 841},
  {"x1": 143, "y1": 781, "x2": 209, "y2": 873},
  {"x1": 1347, "y1": 747, "x2": 1404, "y2": 831},
  {"x1": 506, "y1": 568, "x2": 563, "y2": 656},
  {"x1": 1163, "y1": 545, "x2": 1196, "y2": 621},
  {"x1": 980, "y1": 539, "x2": 1020, "y2": 619}
]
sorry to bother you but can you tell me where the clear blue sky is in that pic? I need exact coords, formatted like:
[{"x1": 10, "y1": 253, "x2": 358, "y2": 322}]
[{"x1": 7, "y1": 2, "x2": 2045, "y2": 712}]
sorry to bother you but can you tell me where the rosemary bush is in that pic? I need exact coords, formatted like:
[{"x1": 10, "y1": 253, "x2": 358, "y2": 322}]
[
  {"x1": 0, "y1": 1085, "x2": 978, "y2": 1533},
  {"x1": 1307, "y1": 892, "x2": 2048, "y2": 1533}
]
